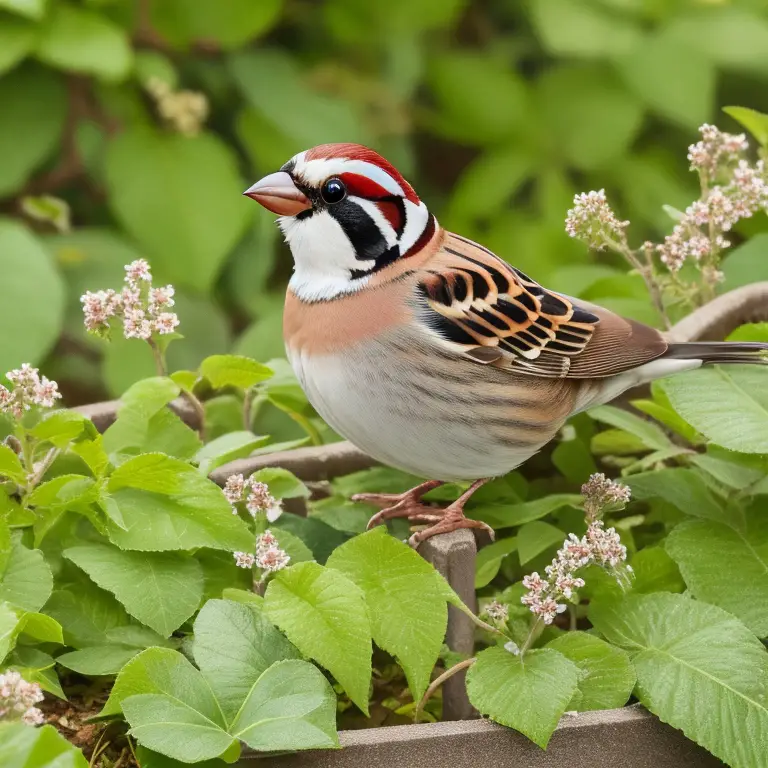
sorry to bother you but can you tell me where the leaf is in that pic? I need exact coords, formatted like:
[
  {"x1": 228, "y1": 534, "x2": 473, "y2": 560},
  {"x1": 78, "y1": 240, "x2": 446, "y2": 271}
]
[
  {"x1": 722, "y1": 234, "x2": 768, "y2": 291},
  {"x1": 0, "y1": 723, "x2": 88, "y2": 768},
  {"x1": 616, "y1": 33, "x2": 714, "y2": 129},
  {"x1": 229, "y1": 660, "x2": 339, "y2": 751},
  {"x1": 31, "y1": 410, "x2": 94, "y2": 448},
  {"x1": 517, "y1": 521, "x2": 564, "y2": 566},
  {"x1": 0, "y1": 444, "x2": 24, "y2": 483},
  {"x1": 661, "y1": 367, "x2": 768, "y2": 454},
  {"x1": 192, "y1": 599, "x2": 299, "y2": 721},
  {"x1": 149, "y1": 0, "x2": 282, "y2": 50},
  {"x1": 0, "y1": 65, "x2": 67, "y2": 197},
  {"x1": 264, "y1": 562, "x2": 372, "y2": 714},
  {"x1": 123, "y1": 693, "x2": 234, "y2": 763},
  {"x1": 36, "y1": 2, "x2": 132, "y2": 81},
  {"x1": 200, "y1": 355, "x2": 273, "y2": 390},
  {"x1": 546, "y1": 632, "x2": 635, "y2": 711},
  {"x1": 466, "y1": 647, "x2": 579, "y2": 748},
  {"x1": 0, "y1": 0, "x2": 47, "y2": 20},
  {"x1": 250, "y1": 467, "x2": 309, "y2": 500},
  {"x1": 0, "y1": 13, "x2": 36, "y2": 77},
  {"x1": 629, "y1": 546, "x2": 685, "y2": 595},
  {"x1": 327, "y1": 528, "x2": 455, "y2": 701},
  {"x1": 475, "y1": 536, "x2": 518, "y2": 588},
  {"x1": 0, "y1": 602, "x2": 20, "y2": 662},
  {"x1": 105, "y1": 453, "x2": 252, "y2": 551},
  {"x1": 590, "y1": 593, "x2": 768, "y2": 768},
  {"x1": 102, "y1": 646, "x2": 224, "y2": 720},
  {"x1": 268, "y1": 513, "x2": 349, "y2": 565},
  {"x1": 626, "y1": 469, "x2": 725, "y2": 523},
  {"x1": 105, "y1": 127, "x2": 251, "y2": 293},
  {"x1": 471, "y1": 495, "x2": 583, "y2": 529},
  {"x1": 667, "y1": 513, "x2": 768, "y2": 637},
  {"x1": 195, "y1": 431, "x2": 270, "y2": 475},
  {"x1": 0, "y1": 535, "x2": 53, "y2": 612},
  {"x1": 56, "y1": 645, "x2": 141, "y2": 676},
  {"x1": 725, "y1": 106, "x2": 768, "y2": 147},
  {"x1": 588, "y1": 405, "x2": 672, "y2": 450},
  {"x1": 19, "y1": 611, "x2": 63, "y2": 644},
  {"x1": 529, "y1": 0, "x2": 641, "y2": 59},
  {"x1": 0, "y1": 221, "x2": 65, "y2": 374},
  {"x1": 64, "y1": 543, "x2": 204, "y2": 637},
  {"x1": 10, "y1": 647, "x2": 64, "y2": 698}
]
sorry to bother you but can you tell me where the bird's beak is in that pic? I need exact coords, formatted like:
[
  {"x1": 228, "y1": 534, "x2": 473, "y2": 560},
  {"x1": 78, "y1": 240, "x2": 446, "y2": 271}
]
[{"x1": 243, "y1": 171, "x2": 312, "y2": 216}]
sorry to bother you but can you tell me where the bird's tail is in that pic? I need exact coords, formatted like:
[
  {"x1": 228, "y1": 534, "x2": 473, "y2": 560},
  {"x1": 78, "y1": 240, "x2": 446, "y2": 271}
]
[{"x1": 665, "y1": 341, "x2": 768, "y2": 366}]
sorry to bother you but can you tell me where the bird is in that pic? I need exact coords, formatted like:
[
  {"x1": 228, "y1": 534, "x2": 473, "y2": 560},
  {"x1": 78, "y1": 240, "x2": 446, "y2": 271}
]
[{"x1": 243, "y1": 142, "x2": 768, "y2": 548}]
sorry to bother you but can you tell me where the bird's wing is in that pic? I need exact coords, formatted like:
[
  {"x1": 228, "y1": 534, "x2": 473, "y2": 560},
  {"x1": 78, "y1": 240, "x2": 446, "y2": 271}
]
[{"x1": 415, "y1": 232, "x2": 668, "y2": 379}]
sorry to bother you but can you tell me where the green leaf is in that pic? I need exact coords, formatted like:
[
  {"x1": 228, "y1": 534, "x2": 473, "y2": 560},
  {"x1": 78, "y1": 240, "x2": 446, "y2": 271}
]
[
  {"x1": 475, "y1": 536, "x2": 518, "y2": 588},
  {"x1": 0, "y1": 535, "x2": 53, "y2": 612},
  {"x1": 200, "y1": 354, "x2": 273, "y2": 390},
  {"x1": 667, "y1": 513, "x2": 768, "y2": 637},
  {"x1": 0, "y1": 221, "x2": 65, "y2": 373},
  {"x1": 250, "y1": 467, "x2": 309, "y2": 500},
  {"x1": 105, "y1": 127, "x2": 251, "y2": 293},
  {"x1": 193, "y1": 599, "x2": 299, "y2": 721},
  {"x1": 327, "y1": 528, "x2": 455, "y2": 701},
  {"x1": 64, "y1": 543, "x2": 204, "y2": 637},
  {"x1": 626, "y1": 469, "x2": 725, "y2": 523},
  {"x1": 18, "y1": 611, "x2": 62, "y2": 644},
  {"x1": 36, "y1": 2, "x2": 132, "y2": 80},
  {"x1": 0, "y1": 444, "x2": 24, "y2": 483},
  {"x1": 123, "y1": 693, "x2": 234, "y2": 763},
  {"x1": 56, "y1": 644, "x2": 142, "y2": 676},
  {"x1": 517, "y1": 521, "x2": 564, "y2": 566},
  {"x1": 102, "y1": 646, "x2": 224, "y2": 720},
  {"x1": 0, "y1": 602, "x2": 20, "y2": 662},
  {"x1": 264, "y1": 561, "x2": 372, "y2": 714},
  {"x1": 471, "y1": 495, "x2": 583, "y2": 529},
  {"x1": 661, "y1": 368, "x2": 768, "y2": 454},
  {"x1": 546, "y1": 632, "x2": 635, "y2": 711},
  {"x1": 725, "y1": 106, "x2": 768, "y2": 147},
  {"x1": 466, "y1": 647, "x2": 579, "y2": 748},
  {"x1": 0, "y1": 723, "x2": 88, "y2": 768},
  {"x1": 0, "y1": 13, "x2": 36, "y2": 76},
  {"x1": 229, "y1": 659, "x2": 339, "y2": 751},
  {"x1": 195, "y1": 431, "x2": 270, "y2": 475},
  {"x1": 590, "y1": 593, "x2": 768, "y2": 768},
  {"x1": 149, "y1": 0, "x2": 282, "y2": 50},
  {"x1": 31, "y1": 410, "x2": 94, "y2": 448},
  {"x1": 629, "y1": 546, "x2": 685, "y2": 595},
  {"x1": 588, "y1": 405, "x2": 672, "y2": 450},
  {"x1": 529, "y1": 0, "x2": 641, "y2": 59},
  {"x1": 105, "y1": 453, "x2": 252, "y2": 551},
  {"x1": 0, "y1": 65, "x2": 67, "y2": 197},
  {"x1": 722, "y1": 234, "x2": 768, "y2": 291},
  {"x1": 273, "y1": 514, "x2": 350, "y2": 565},
  {"x1": 616, "y1": 33, "x2": 714, "y2": 129},
  {"x1": 103, "y1": 377, "x2": 201, "y2": 463},
  {"x1": 10, "y1": 647, "x2": 64, "y2": 698},
  {"x1": 0, "y1": 0, "x2": 47, "y2": 20}
]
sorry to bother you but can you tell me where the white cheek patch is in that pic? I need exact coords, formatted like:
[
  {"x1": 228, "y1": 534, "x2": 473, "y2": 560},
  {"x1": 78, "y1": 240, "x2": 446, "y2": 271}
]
[
  {"x1": 280, "y1": 211, "x2": 373, "y2": 302},
  {"x1": 400, "y1": 200, "x2": 430, "y2": 254}
]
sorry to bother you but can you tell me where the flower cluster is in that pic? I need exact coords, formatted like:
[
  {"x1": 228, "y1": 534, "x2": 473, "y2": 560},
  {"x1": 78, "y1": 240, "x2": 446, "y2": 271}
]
[
  {"x1": 223, "y1": 473, "x2": 283, "y2": 522},
  {"x1": 146, "y1": 77, "x2": 209, "y2": 137},
  {"x1": 581, "y1": 472, "x2": 632, "y2": 521},
  {"x1": 687, "y1": 123, "x2": 748, "y2": 178},
  {"x1": 657, "y1": 159, "x2": 768, "y2": 272},
  {"x1": 233, "y1": 530, "x2": 291, "y2": 573},
  {"x1": 564, "y1": 189, "x2": 629, "y2": 250},
  {"x1": 484, "y1": 599, "x2": 509, "y2": 625},
  {"x1": 521, "y1": 475, "x2": 631, "y2": 625},
  {"x1": 81, "y1": 260, "x2": 179, "y2": 341},
  {"x1": 0, "y1": 364, "x2": 61, "y2": 419},
  {"x1": 0, "y1": 671, "x2": 44, "y2": 726}
]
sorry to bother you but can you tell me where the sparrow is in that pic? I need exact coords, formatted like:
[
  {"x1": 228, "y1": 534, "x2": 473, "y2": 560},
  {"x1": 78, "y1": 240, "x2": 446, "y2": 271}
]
[{"x1": 244, "y1": 143, "x2": 768, "y2": 547}]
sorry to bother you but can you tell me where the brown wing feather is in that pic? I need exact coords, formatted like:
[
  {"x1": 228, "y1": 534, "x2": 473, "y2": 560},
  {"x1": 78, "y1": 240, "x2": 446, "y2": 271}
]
[{"x1": 417, "y1": 232, "x2": 668, "y2": 379}]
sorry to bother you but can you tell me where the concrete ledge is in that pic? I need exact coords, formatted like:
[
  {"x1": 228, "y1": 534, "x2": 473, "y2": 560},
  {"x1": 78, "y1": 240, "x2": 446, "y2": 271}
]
[{"x1": 243, "y1": 705, "x2": 722, "y2": 767}]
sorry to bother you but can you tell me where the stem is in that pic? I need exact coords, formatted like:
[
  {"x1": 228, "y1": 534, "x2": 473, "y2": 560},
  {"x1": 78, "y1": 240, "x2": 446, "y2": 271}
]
[
  {"x1": 568, "y1": 604, "x2": 578, "y2": 632},
  {"x1": 242, "y1": 387, "x2": 256, "y2": 431},
  {"x1": 181, "y1": 390, "x2": 207, "y2": 442},
  {"x1": 288, "y1": 410, "x2": 323, "y2": 446},
  {"x1": 415, "y1": 658, "x2": 476, "y2": 724},
  {"x1": 147, "y1": 338, "x2": 167, "y2": 376},
  {"x1": 28, "y1": 448, "x2": 59, "y2": 491},
  {"x1": 520, "y1": 617, "x2": 544, "y2": 657}
]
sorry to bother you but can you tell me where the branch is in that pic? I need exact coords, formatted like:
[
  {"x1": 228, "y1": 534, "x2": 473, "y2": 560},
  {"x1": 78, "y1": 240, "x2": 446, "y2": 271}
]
[{"x1": 665, "y1": 281, "x2": 768, "y2": 343}]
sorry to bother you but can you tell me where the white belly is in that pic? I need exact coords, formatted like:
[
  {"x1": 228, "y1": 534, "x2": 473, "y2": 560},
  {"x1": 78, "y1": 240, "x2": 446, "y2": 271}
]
[{"x1": 287, "y1": 343, "x2": 549, "y2": 481}]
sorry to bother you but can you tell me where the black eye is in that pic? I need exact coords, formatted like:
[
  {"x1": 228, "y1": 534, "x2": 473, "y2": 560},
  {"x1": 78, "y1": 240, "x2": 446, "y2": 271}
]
[{"x1": 321, "y1": 177, "x2": 346, "y2": 205}]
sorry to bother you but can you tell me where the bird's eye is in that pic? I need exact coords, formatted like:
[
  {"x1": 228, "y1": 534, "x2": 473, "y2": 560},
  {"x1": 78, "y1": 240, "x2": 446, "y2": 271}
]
[{"x1": 321, "y1": 178, "x2": 346, "y2": 205}]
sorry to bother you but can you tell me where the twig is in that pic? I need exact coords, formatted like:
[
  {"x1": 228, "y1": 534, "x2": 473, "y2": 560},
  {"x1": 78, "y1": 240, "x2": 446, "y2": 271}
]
[{"x1": 415, "y1": 658, "x2": 476, "y2": 723}]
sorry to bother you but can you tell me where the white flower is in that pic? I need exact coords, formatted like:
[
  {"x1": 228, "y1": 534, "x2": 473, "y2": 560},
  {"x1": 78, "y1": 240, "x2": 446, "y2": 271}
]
[
  {"x1": 233, "y1": 551, "x2": 256, "y2": 569},
  {"x1": 565, "y1": 190, "x2": 629, "y2": 250},
  {"x1": 484, "y1": 600, "x2": 509, "y2": 623},
  {"x1": 223, "y1": 474, "x2": 246, "y2": 505},
  {"x1": 246, "y1": 481, "x2": 278, "y2": 519},
  {"x1": 0, "y1": 365, "x2": 62, "y2": 418},
  {"x1": 125, "y1": 259, "x2": 152, "y2": 284},
  {"x1": 153, "y1": 312, "x2": 180, "y2": 335},
  {"x1": 0, "y1": 671, "x2": 44, "y2": 726}
]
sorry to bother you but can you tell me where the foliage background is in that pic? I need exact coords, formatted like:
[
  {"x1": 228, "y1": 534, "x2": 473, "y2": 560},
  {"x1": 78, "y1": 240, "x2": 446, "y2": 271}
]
[{"x1": 3, "y1": 0, "x2": 768, "y2": 415}]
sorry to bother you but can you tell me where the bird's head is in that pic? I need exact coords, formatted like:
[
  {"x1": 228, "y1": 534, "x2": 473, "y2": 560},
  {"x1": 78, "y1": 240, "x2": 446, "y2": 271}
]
[{"x1": 244, "y1": 143, "x2": 433, "y2": 301}]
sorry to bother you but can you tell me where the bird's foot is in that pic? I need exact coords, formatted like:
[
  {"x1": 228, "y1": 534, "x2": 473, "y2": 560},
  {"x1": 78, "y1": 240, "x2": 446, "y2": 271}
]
[
  {"x1": 353, "y1": 478, "x2": 495, "y2": 549},
  {"x1": 353, "y1": 480, "x2": 445, "y2": 530}
]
